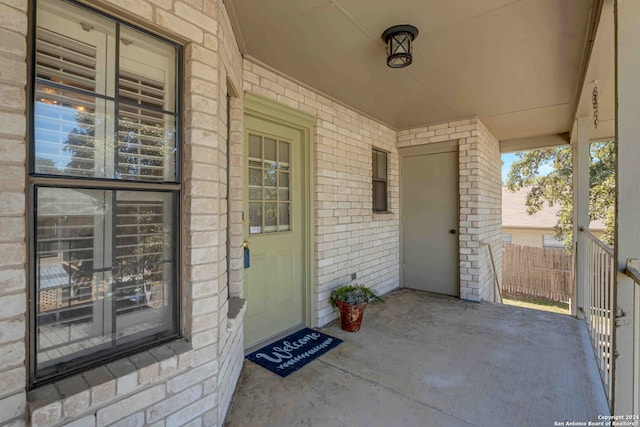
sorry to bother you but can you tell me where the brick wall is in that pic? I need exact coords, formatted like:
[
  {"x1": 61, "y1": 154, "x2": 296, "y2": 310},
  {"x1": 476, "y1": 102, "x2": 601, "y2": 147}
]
[
  {"x1": 0, "y1": 0, "x2": 504, "y2": 423},
  {"x1": 474, "y1": 120, "x2": 502, "y2": 302},
  {"x1": 398, "y1": 118, "x2": 502, "y2": 301},
  {"x1": 0, "y1": 0, "x2": 28, "y2": 424},
  {"x1": 215, "y1": 3, "x2": 245, "y2": 423},
  {"x1": 0, "y1": 0, "x2": 247, "y2": 425},
  {"x1": 243, "y1": 60, "x2": 401, "y2": 326}
]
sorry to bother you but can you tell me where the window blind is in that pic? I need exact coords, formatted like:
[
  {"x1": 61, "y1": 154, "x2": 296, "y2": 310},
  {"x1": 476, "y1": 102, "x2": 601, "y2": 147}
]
[
  {"x1": 36, "y1": 27, "x2": 97, "y2": 91},
  {"x1": 117, "y1": 70, "x2": 169, "y2": 181},
  {"x1": 36, "y1": 189, "x2": 175, "y2": 369},
  {"x1": 35, "y1": 28, "x2": 100, "y2": 176}
]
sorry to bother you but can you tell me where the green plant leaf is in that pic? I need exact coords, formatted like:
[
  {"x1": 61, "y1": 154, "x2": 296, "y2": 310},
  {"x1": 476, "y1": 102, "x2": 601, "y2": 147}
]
[{"x1": 330, "y1": 284, "x2": 384, "y2": 308}]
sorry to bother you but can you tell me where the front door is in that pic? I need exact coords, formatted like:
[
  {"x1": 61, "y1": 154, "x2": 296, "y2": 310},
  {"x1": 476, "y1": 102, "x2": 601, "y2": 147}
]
[
  {"x1": 243, "y1": 115, "x2": 304, "y2": 347},
  {"x1": 402, "y1": 148, "x2": 459, "y2": 296}
]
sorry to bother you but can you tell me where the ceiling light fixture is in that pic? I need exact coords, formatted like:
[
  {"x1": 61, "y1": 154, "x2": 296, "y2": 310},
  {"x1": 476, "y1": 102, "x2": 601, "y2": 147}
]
[{"x1": 381, "y1": 24, "x2": 419, "y2": 68}]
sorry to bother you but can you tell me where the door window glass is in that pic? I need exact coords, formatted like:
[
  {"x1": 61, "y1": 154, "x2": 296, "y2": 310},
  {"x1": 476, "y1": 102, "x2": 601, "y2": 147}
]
[{"x1": 248, "y1": 133, "x2": 291, "y2": 234}]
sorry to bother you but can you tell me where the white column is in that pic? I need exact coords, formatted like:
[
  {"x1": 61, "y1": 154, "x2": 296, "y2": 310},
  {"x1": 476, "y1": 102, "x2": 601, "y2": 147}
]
[
  {"x1": 614, "y1": 0, "x2": 640, "y2": 415},
  {"x1": 572, "y1": 116, "x2": 590, "y2": 318}
]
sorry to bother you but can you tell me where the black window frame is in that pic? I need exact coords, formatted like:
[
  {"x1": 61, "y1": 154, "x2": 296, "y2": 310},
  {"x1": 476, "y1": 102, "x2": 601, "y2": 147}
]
[
  {"x1": 372, "y1": 148, "x2": 388, "y2": 212},
  {"x1": 28, "y1": 0, "x2": 182, "y2": 387}
]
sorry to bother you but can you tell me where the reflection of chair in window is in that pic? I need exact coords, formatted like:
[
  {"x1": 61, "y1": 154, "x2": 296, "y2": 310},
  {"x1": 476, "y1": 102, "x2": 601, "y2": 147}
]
[
  {"x1": 38, "y1": 262, "x2": 70, "y2": 313},
  {"x1": 37, "y1": 260, "x2": 95, "y2": 327},
  {"x1": 111, "y1": 263, "x2": 149, "y2": 314},
  {"x1": 38, "y1": 287, "x2": 59, "y2": 313},
  {"x1": 65, "y1": 260, "x2": 93, "y2": 302},
  {"x1": 145, "y1": 283, "x2": 164, "y2": 309}
]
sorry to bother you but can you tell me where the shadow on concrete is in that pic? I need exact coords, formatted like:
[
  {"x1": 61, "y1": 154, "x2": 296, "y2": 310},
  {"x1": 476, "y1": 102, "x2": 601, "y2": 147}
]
[{"x1": 225, "y1": 288, "x2": 609, "y2": 427}]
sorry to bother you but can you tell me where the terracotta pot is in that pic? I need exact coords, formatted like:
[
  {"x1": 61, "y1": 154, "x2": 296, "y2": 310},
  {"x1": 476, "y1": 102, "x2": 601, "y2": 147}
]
[{"x1": 336, "y1": 300, "x2": 368, "y2": 332}]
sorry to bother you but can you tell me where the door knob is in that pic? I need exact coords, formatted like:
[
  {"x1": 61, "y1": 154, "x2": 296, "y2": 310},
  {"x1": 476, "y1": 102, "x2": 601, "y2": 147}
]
[
  {"x1": 243, "y1": 240, "x2": 250, "y2": 249},
  {"x1": 450, "y1": 229, "x2": 457, "y2": 235}
]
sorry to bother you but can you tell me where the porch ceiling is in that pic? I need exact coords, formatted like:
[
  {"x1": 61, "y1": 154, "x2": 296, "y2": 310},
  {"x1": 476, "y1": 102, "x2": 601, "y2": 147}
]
[
  {"x1": 575, "y1": 0, "x2": 614, "y2": 141},
  {"x1": 225, "y1": 0, "x2": 593, "y2": 140}
]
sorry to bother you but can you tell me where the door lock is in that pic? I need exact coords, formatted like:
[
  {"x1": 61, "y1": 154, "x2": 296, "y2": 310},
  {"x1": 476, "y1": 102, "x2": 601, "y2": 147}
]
[{"x1": 450, "y1": 229, "x2": 457, "y2": 235}]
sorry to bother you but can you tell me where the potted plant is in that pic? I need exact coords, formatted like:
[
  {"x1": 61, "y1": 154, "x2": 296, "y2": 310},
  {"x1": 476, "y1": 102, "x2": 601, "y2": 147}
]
[{"x1": 330, "y1": 284, "x2": 384, "y2": 332}]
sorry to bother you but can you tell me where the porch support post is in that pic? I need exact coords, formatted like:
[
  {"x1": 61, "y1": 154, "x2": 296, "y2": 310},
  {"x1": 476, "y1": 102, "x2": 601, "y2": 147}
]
[
  {"x1": 614, "y1": 0, "x2": 640, "y2": 415},
  {"x1": 572, "y1": 116, "x2": 590, "y2": 318}
]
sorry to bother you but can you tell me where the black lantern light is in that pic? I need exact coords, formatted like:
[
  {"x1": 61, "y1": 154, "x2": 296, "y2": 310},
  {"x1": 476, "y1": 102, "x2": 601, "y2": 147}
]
[{"x1": 381, "y1": 24, "x2": 419, "y2": 68}]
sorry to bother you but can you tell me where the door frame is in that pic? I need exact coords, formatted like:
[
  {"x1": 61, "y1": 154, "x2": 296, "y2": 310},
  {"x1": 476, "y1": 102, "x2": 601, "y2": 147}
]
[
  {"x1": 243, "y1": 92, "x2": 316, "y2": 329},
  {"x1": 399, "y1": 140, "x2": 460, "y2": 293}
]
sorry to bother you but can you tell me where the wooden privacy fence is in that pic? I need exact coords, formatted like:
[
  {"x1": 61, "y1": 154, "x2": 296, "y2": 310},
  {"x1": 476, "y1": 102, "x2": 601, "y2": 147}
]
[{"x1": 501, "y1": 243, "x2": 573, "y2": 303}]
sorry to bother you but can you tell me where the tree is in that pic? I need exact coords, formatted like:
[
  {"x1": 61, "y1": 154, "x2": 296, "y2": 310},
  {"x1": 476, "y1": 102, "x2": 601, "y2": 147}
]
[
  {"x1": 63, "y1": 106, "x2": 169, "y2": 282},
  {"x1": 63, "y1": 107, "x2": 97, "y2": 175},
  {"x1": 505, "y1": 141, "x2": 615, "y2": 250},
  {"x1": 34, "y1": 157, "x2": 60, "y2": 174}
]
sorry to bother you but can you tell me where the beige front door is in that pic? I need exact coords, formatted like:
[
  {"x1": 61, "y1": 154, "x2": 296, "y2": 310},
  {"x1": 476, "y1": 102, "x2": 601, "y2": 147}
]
[
  {"x1": 243, "y1": 115, "x2": 304, "y2": 347},
  {"x1": 402, "y1": 148, "x2": 459, "y2": 296}
]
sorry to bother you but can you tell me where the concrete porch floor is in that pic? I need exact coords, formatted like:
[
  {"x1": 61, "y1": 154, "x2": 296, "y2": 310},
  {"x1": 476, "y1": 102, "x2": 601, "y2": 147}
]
[{"x1": 225, "y1": 289, "x2": 609, "y2": 427}]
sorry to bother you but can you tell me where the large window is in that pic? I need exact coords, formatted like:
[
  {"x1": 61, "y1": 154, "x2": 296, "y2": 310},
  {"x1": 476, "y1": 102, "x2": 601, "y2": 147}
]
[
  {"x1": 372, "y1": 148, "x2": 388, "y2": 212},
  {"x1": 30, "y1": 0, "x2": 180, "y2": 385}
]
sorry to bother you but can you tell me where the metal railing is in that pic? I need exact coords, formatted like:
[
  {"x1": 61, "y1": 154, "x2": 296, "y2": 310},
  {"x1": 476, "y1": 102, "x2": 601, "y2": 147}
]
[
  {"x1": 624, "y1": 259, "x2": 640, "y2": 415},
  {"x1": 625, "y1": 259, "x2": 640, "y2": 285},
  {"x1": 580, "y1": 227, "x2": 615, "y2": 404}
]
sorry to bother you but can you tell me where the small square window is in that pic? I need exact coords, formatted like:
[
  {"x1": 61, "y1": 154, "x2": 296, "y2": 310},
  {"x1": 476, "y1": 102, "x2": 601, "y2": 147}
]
[
  {"x1": 543, "y1": 234, "x2": 566, "y2": 248},
  {"x1": 372, "y1": 149, "x2": 388, "y2": 212}
]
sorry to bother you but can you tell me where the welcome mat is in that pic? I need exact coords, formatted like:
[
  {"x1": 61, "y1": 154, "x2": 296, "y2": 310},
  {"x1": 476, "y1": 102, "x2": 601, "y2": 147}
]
[{"x1": 246, "y1": 328, "x2": 342, "y2": 377}]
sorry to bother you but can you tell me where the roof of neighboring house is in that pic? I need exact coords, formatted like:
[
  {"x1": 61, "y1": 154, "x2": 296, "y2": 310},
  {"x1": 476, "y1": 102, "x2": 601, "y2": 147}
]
[{"x1": 502, "y1": 187, "x2": 605, "y2": 230}]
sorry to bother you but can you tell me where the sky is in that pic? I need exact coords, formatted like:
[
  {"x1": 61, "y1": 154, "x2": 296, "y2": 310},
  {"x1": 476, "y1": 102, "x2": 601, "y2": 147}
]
[{"x1": 501, "y1": 152, "x2": 517, "y2": 183}]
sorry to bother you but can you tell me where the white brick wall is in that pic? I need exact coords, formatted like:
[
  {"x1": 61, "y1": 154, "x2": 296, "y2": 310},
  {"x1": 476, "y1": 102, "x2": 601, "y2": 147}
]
[
  {"x1": 0, "y1": 0, "x2": 247, "y2": 425},
  {"x1": 215, "y1": 3, "x2": 245, "y2": 423},
  {"x1": 474, "y1": 120, "x2": 502, "y2": 302},
  {"x1": 0, "y1": 0, "x2": 28, "y2": 425},
  {"x1": 243, "y1": 60, "x2": 401, "y2": 327},
  {"x1": 398, "y1": 118, "x2": 502, "y2": 301},
  {"x1": 0, "y1": 0, "x2": 502, "y2": 424},
  {"x1": 458, "y1": 120, "x2": 502, "y2": 301}
]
